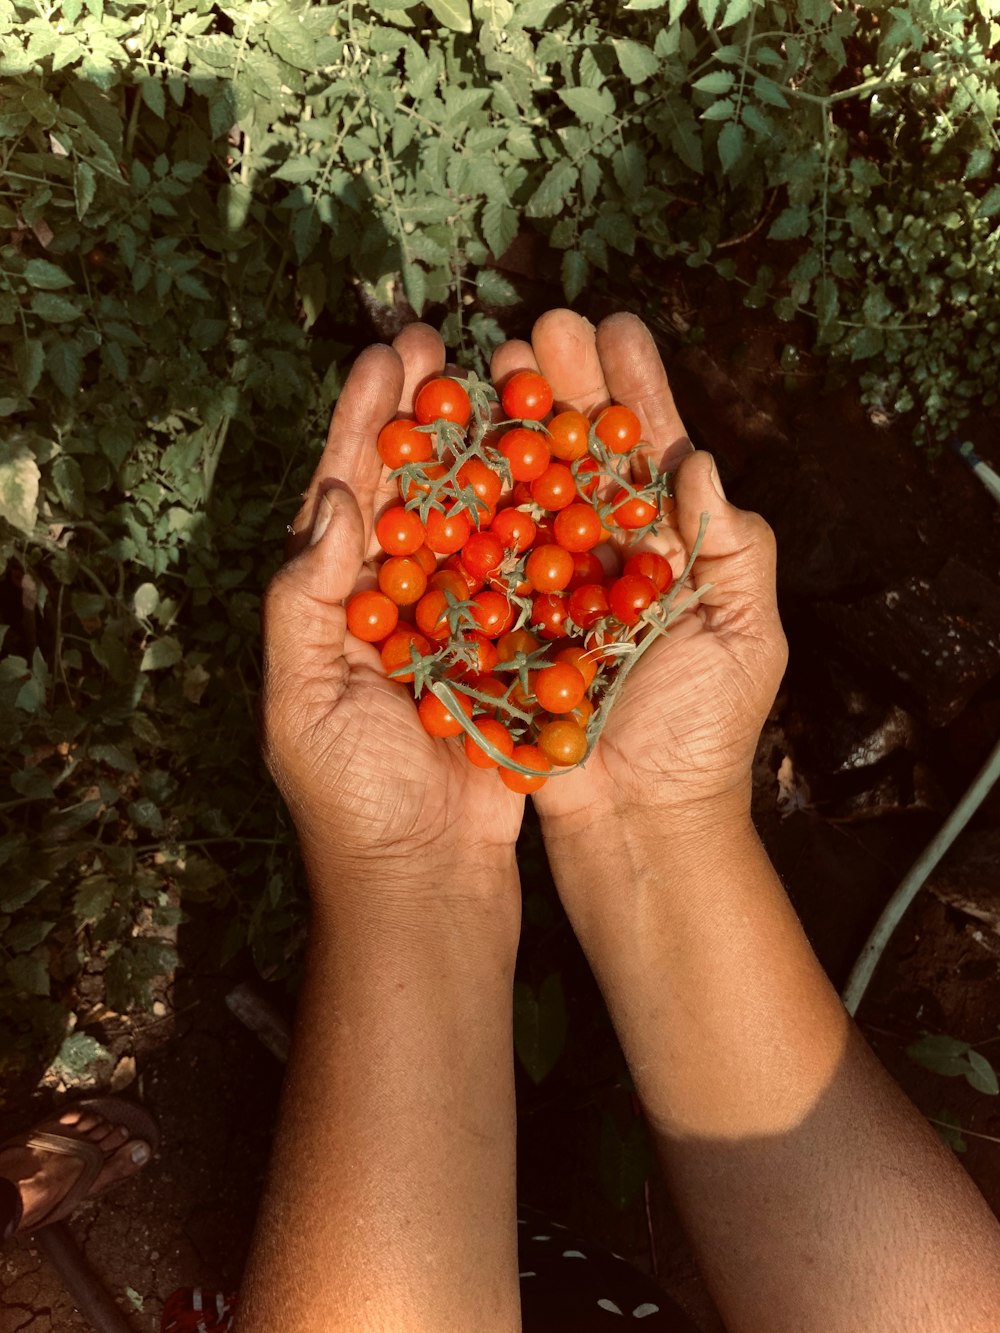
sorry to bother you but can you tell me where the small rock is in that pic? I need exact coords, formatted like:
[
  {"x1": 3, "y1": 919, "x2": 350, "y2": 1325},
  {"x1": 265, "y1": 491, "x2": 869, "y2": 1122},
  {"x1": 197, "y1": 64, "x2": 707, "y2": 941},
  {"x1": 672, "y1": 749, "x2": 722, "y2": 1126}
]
[
  {"x1": 152, "y1": 1000, "x2": 167, "y2": 1018},
  {"x1": 110, "y1": 1056, "x2": 137, "y2": 1091}
]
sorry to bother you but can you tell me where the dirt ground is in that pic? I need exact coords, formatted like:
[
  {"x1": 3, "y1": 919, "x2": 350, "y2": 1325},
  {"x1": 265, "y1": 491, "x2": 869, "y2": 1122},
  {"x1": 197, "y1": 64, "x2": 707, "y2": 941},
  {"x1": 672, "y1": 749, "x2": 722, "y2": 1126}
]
[{"x1": 3, "y1": 260, "x2": 1000, "y2": 1332}]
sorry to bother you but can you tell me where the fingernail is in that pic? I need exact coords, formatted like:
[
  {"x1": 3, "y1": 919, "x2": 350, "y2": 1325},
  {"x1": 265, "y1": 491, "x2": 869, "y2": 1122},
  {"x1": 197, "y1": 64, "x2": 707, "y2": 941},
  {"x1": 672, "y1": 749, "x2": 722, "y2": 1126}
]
[
  {"x1": 310, "y1": 491, "x2": 340, "y2": 546},
  {"x1": 131, "y1": 1142, "x2": 150, "y2": 1165},
  {"x1": 709, "y1": 457, "x2": 727, "y2": 501}
]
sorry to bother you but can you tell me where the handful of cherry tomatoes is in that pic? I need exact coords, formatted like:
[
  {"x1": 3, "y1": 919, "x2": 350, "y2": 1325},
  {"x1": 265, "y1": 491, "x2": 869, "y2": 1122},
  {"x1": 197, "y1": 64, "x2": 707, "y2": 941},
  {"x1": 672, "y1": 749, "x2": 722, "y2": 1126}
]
[{"x1": 345, "y1": 369, "x2": 683, "y2": 793}]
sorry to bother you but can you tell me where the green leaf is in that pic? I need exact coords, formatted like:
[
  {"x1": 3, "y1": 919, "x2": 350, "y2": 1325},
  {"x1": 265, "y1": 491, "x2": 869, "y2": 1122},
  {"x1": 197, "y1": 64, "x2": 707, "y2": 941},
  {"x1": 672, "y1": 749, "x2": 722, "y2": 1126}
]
[
  {"x1": 719, "y1": 0, "x2": 752, "y2": 25},
  {"x1": 623, "y1": 0, "x2": 668, "y2": 8},
  {"x1": 23, "y1": 259, "x2": 74, "y2": 291},
  {"x1": 140, "y1": 77, "x2": 166, "y2": 118},
  {"x1": 31, "y1": 292, "x2": 82, "y2": 323},
  {"x1": 693, "y1": 70, "x2": 734, "y2": 94},
  {"x1": 0, "y1": 439, "x2": 40, "y2": 535},
  {"x1": 701, "y1": 98, "x2": 736, "y2": 121},
  {"x1": 14, "y1": 339, "x2": 44, "y2": 395},
  {"x1": 74, "y1": 873, "x2": 117, "y2": 923},
  {"x1": 718, "y1": 120, "x2": 745, "y2": 173},
  {"x1": 51, "y1": 455, "x2": 85, "y2": 515},
  {"x1": 976, "y1": 185, "x2": 1000, "y2": 219},
  {"x1": 46, "y1": 339, "x2": 83, "y2": 397},
  {"x1": 768, "y1": 204, "x2": 810, "y2": 239},
  {"x1": 475, "y1": 269, "x2": 519, "y2": 306},
  {"x1": 140, "y1": 637, "x2": 182, "y2": 671},
  {"x1": 6, "y1": 954, "x2": 50, "y2": 997},
  {"x1": 754, "y1": 75, "x2": 790, "y2": 108},
  {"x1": 513, "y1": 974, "x2": 567, "y2": 1083},
  {"x1": 52, "y1": 1031, "x2": 112, "y2": 1077},
  {"x1": 907, "y1": 1034, "x2": 971, "y2": 1078},
  {"x1": 423, "y1": 0, "x2": 473, "y2": 32},
  {"x1": 558, "y1": 86, "x2": 616, "y2": 123},
  {"x1": 613, "y1": 38, "x2": 660, "y2": 83},
  {"x1": 527, "y1": 161, "x2": 578, "y2": 217},
  {"x1": 402, "y1": 261, "x2": 426, "y2": 314},
  {"x1": 965, "y1": 1051, "x2": 999, "y2": 1096},
  {"x1": 562, "y1": 250, "x2": 589, "y2": 302},
  {"x1": 482, "y1": 198, "x2": 518, "y2": 258},
  {"x1": 74, "y1": 161, "x2": 96, "y2": 221}
]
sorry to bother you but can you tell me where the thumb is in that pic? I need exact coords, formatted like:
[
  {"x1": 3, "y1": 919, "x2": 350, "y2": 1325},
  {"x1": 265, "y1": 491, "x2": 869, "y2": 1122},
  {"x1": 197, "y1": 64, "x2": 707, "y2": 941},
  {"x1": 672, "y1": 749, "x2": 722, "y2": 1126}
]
[
  {"x1": 262, "y1": 485, "x2": 367, "y2": 668},
  {"x1": 674, "y1": 451, "x2": 778, "y2": 620}
]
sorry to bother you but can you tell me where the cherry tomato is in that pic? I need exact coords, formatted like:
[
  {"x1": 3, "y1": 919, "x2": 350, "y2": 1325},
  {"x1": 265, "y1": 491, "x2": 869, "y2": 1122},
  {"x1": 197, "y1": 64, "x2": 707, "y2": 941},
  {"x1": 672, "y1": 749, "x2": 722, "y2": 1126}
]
[
  {"x1": 623, "y1": 551, "x2": 674, "y2": 593},
  {"x1": 418, "y1": 688, "x2": 474, "y2": 738},
  {"x1": 496, "y1": 628, "x2": 540, "y2": 663},
  {"x1": 376, "y1": 506, "x2": 425, "y2": 557},
  {"x1": 547, "y1": 410, "x2": 591, "y2": 462},
  {"x1": 346, "y1": 590, "x2": 398, "y2": 643},
  {"x1": 430, "y1": 567, "x2": 472, "y2": 599},
  {"x1": 414, "y1": 377, "x2": 471, "y2": 428},
  {"x1": 530, "y1": 592, "x2": 570, "y2": 640},
  {"x1": 468, "y1": 674, "x2": 509, "y2": 711},
  {"x1": 411, "y1": 543, "x2": 438, "y2": 577},
  {"x1": 566, "y1": 550, "x2": 605, "y2": 591},
  {"x1": 377, "y1": 418, "x2": 434, "y2": 469},
  {"x1": 530, "y1": 462, "x2": 576, "y2": 512},
  {"x1": 452, "y1": 632, "x2": 499, "y2": 676},
  {"x1": 500, "y1": 744, "x2": 551, "y2": 793},
  {"x1": 461, "y1": 530, "x2": 505, "y2": 580},
  {"x1": 464, "y1": 717, "x2": 516, "y2": 770},
  {"x1": 532, "y1": 661, "x2": 586, "y2": 713},
  {"x1": 415, "y1": 589, "x2": 453, "y2": 640},
  {"x1": 554, "y1": 645, "x2": 598, "y2": 689},
  {"x1": 594, "y1": 404, "x2": 642, "y2": 454},
  {"x1": 573, "y1": 457, "x2": 601, "y2": 499},
  {"x1": 525, "y1": 544, "x2": 574, "y2": 593},
  {"x1": 508, "y1": 678, "x2": 542, "y2": 715},
  {"x1": 457, "y1": 458, "x2": 503, "y2": 513},
  {"x1": 424, "y1": 507, "x2": 472, "y2": 555},
  {"x1": 567, "y1": 582, "x2": 610, "y2": 630},
  {"x1": 553, "y1": 502, "x2": 604, "y2": 552},
  {"x1": 490, "y1": 507, "x2": 537, "y2": 553},
  {"x1": 470, "y1": 589, "x2": 515, "y2": 638},
  {"x1": 378, "y1": 555, "x2": 428, "y2": 606},
  {"x1": 537, "y1": 718, "x2": 588, "y2": 766},
  {"x1": 499, "y1": 428, "x2": 551, "y2": 482},
  {"x1": 501, "y1": 370, "x2": 553, "y2": 421},
  {"x1": 611, "y1": 489, "x2": 658, "y2": 530},
  {"x1": 608, "y1": 573, "x2": 658, "y2": 626},
  {"x1": 380, "y1": 626, "x2": 431, "y2": 683},
  {"x1": 566, "y1": 695, "x2": 594, "y2": 727}
]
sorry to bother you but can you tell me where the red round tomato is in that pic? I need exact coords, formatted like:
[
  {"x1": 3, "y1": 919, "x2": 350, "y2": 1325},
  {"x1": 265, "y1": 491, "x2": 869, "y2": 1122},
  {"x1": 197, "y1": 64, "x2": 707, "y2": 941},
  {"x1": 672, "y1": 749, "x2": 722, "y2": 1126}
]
[
  {"x1": 611, "y1": 489, "x2": 658, "y2": 530},
  {"x1": 566, "y1": 549, "x2": 605, "y2": 590},
  {"x1": 501, "y1": 370, "x2": 553, "y2": 422},
  {"x1": 415, "y1": 589, "x2": 453, "y2": 640},
  {"x1": 525, "y1": 544, "x2": 574, "y2": 593},
  {"x1": 490, "y1": 507, "x2": 537, "y2": 553},
  {"x1": 553, "y1": 502, "x2": 603, "y2": 552},
  {"x1": 623, "y1": 551, "x2": 674, "y2": 593},
  {"x1": 608, "y1": 573, "x2": 658, "y2": 626},
  {"x1": 424, "y1": 507, "x2": 472, "y2": 555},
  {"x1": 594, "y1": 405, "x2": 642, "y2": 454},
  {"x1": 495, "y1": 628, "x2": 540, "y2": 663},
  {"x1": 530, "y1": 462, "x2": 576, "y2": 512},
  {"x1": 547, "y1": 410, "x2": 590, "y2": 462},
  {"x1": 375, "y1": 506, "x2": 425, "y2": 557},
  {"x1": 377, "y1": 418, "x2": 434, "y2": 469},
  {"x1": 499, "y1": 428, "x2": 551, "y2": 482},
  {"x1": 443, "y1": 552, "x2": 484, "y2": 594},
  {"x1": 567, "y1": 582, "x2": 610, "y2": 630},
  {"x1": 461, "y1": 530, "x2": 505, "y2": 580},
  {"x1": 410, "y1": 543, "x2": 437, "y2": 577},
  {"x1": 457, "y1": 458, "x2": 503, "y2": 513},
  {"x1": 468, "y1": 673, "x2": 509, "y2": 711},
  {"x1": 418, "y1": 688, "x2": 473, "y2": 738},
  {"x1": 470, "y1": 589, "x2": 515, "y2": 638},
  {"x1": 414, "y1": 377, "x2": 471, "y2": 428},
  {"x1": 500, "y1": 744, "x2": 551, "y2": 793},
  {"x1": 532, "y1": 661, "x2": 586, "y2": 713},
  {"x1": 380, "y1": 626, "x2": 431, "y2": 683},
  {"x1": 464, "y1": 717, "x2": 516, "y2": 770},
  {"x1": 452, "y1": 631, "x2": 499, "y2": 676},
  {"x1": 573, "y1": 457, "x2": 601, "y2": 499},
  {"x1": 430, "y1": 567, "x2": 472, "y2": 600},
  {"x1": 346, "y1": 589, "x2": 398, "y2": 643},
  {"x1": 378, "y1": 555, "x2": 428, "y2": 606},
  {"x1": 530, "y1": 592, "x2": 570, "y2": 640},
  {"x1": 537, "y1": 718, "x2": 588, "y2": 766},
  {"x1": 554, "y1": 645, "x2": 597, "y2": 689}
]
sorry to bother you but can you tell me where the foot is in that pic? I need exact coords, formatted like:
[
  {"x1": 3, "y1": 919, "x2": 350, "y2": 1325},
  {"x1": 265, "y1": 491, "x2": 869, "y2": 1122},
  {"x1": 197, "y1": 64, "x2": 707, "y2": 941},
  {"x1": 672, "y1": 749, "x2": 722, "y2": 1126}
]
[{"x1": 0, "y1": 1107, "x2": 152, "y2": 1232}]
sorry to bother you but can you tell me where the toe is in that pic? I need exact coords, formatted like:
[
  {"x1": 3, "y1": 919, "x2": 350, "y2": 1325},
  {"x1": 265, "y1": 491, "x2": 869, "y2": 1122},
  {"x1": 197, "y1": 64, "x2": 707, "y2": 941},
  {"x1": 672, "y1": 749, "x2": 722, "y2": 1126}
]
[{"x1": 95, "y1": 1136, "x2": 151, "y2": 1193}]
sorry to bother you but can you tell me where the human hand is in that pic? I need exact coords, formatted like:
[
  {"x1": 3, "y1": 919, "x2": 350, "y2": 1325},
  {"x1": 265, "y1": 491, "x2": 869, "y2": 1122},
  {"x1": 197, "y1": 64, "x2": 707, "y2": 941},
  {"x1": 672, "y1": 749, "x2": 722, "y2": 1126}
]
[
  {"x1": 259, "y1": 327, "x2": 524, "y2": 916},
  {"x1": 490, "y1": 310, "x2": 787, "y2": 838}
]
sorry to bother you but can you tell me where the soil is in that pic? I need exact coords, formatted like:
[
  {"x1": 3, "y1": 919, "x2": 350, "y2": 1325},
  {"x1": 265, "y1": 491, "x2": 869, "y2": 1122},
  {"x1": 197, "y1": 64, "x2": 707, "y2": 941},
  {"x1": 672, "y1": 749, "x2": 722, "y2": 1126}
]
[{"x1": 3, "y1": 251, "x2": 1000, "y2": 1333}]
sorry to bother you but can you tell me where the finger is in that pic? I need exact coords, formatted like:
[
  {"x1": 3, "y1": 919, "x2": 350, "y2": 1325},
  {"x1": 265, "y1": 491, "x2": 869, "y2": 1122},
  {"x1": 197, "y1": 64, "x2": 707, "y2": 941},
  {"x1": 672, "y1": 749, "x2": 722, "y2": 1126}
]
[
  {"x1": 490, "y1": 338, "x2": 539, "y2": 390},
  {"x1": 394, "y1": 322, "x2": 447, "y2": 413},
  {"x1": 594, "y1": 312, "x2": 693, "y2": 480},
  {"x1": 264, "y1": 486, "x2": 366, "y2": 675},
  {"x1": 288, "y1": 343, "x2": 404, "y2": 559},
  {"x1": 530, "y1": 309, "x2": 610, "y2": 414},
  {"x1": 674, "y1": 451, "x2": 778, "y2": 624}
]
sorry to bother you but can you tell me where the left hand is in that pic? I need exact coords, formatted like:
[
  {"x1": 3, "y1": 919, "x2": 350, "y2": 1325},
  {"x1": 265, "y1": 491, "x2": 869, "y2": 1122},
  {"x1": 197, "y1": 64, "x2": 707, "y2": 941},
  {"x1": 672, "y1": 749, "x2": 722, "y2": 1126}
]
[{"x1": 259, "y1": 326, "x2": 524, "y2": 916}]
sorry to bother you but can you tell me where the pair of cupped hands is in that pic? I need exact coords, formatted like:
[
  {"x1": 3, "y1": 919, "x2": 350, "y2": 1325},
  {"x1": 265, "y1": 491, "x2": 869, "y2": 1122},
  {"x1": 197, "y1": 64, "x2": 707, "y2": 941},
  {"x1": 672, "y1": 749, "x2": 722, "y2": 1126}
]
[{"x1": 260, "y1": 310, "x2": 785, "y2": 916}]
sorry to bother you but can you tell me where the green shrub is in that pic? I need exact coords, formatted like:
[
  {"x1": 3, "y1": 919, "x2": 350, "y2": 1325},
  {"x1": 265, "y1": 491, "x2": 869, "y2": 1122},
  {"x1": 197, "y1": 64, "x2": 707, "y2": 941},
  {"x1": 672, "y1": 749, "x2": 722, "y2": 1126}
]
[{"x1": 0, "y1": 0, "x2": 997, "y2": 1081}]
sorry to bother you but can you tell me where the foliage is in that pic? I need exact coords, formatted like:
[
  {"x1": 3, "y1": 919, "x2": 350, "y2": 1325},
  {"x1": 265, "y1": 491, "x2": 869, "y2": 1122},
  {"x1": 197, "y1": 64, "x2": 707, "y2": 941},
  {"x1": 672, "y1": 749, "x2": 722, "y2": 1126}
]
[
  {"x1": 907, "y1": 1032, "x2": 1000, "y2": 1096},
  {"x1": 0, "y1": 0, "x2": 998, "y2": 1077}
]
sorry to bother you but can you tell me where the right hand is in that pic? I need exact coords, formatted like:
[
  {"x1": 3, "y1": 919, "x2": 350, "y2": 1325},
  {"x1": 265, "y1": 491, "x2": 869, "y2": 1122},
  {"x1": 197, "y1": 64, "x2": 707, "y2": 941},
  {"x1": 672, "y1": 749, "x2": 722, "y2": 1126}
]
[{"x1": 490, "y1": 310, "x2": 787, "y2": 837}]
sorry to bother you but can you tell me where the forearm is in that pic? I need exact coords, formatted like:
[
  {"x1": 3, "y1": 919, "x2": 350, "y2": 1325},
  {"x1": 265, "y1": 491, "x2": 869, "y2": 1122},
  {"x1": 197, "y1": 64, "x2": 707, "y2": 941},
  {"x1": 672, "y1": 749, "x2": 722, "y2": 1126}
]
[
  {"x1": 238, "y1": 856, "x2": 522, "y2": 1333},
  {"x1": 542, "y1": 808, "x2": 1000, "y2": 1332}
]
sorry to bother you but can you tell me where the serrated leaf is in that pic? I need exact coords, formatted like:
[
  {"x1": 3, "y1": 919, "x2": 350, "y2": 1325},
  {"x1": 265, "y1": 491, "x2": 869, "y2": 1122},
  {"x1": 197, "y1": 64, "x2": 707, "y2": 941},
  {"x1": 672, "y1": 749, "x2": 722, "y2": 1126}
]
[
  {"x1": 768, "y1": 203, "x2": 810, "y2": 239},
  {"x1": 754, "y1": 74, "x2": 790, "y2": 109},
  {"x1": 46, "y1": 339, "x2": 83, "y2": 397},
  {"x1": 693, "y1": 70, "x2": 734, "y2": 94},
  {"x1": 0, "y1": 439, "x2": 40, "y2": 534},
  {"x1": 51, "y1": 455, "x2": 85, "y2": 515},
  {"x1": 424, "y1": 0, "x2": 473, "y2": 31},
  {"x1": 718, "y1": 120, "x2": 745, "y2": 173},
  {"x1": 701, "y1": 98, "x2": 736, "y2": 121},
  {"x1": 527, "y1": 161, "x2": 578, "y2": 217},
  {"x1": 513, "y1": 974, "x2": 567, "y2": 1083},
  {"x1": 964, "y1": 147, "x2": 992, "y2": 181},
  {"x1": 475, "y1": 269, "x2": 519, "y2": 307},
  {"x1": 402, "y1": 261, "x2": 426, "y2": 314},
  {"x1": 23, "y1": 259, "x2": 74, "y2": 290},
  {"x1": 624, "y1": 0, "x2": 668, "y2": 7},
  {"x1": 977, "y1": 185, "x2": 1000, "y2": 218},
  {"x1": 482, "y1": 198, "x2": 518, "y2": 258},
  {"x1": 719, "y1": 0, "x2": 752, "y2": 25},
  {"x1": 558, "y1": 86, "x2": 616, "y2": 123},
  {"x1": 73, "y1": 873, "x2": 117, "y2": 923},
  {"x1": 14, "y1": 339, "x2": 44, "y2": 395},
  {"x1": 74, "y1": 161, "x2": 96, "y2": 221},
  {"x1": 140, "y1": 77, "x2": 166, "y2": 118},
  {"x1": 31, "y1": 291, "x2": 82, "y2": 323},
  {"x1": 140, "y1": 636, "x2": 182, "y2": 671},
  {"x1": 562, "y1": 249, "x2": 589, "y2": 302},
  {"x1": 613, "y1": 38, "x2": 660, "y2": 83}
]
